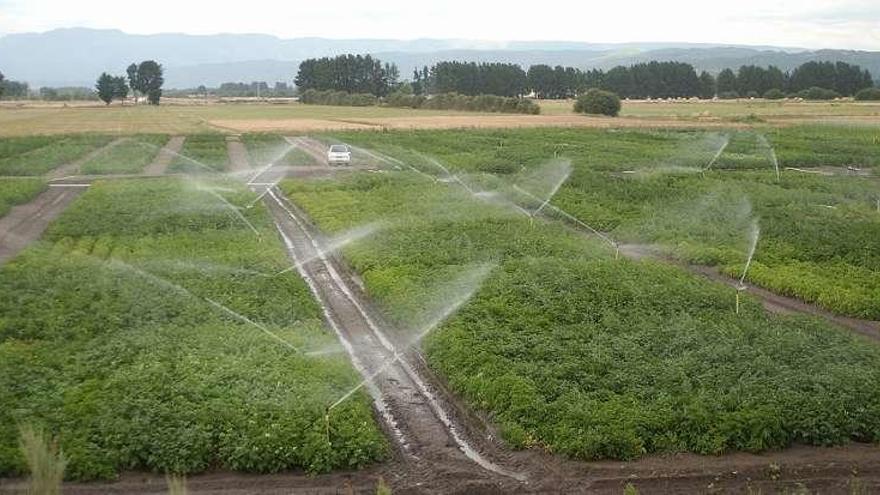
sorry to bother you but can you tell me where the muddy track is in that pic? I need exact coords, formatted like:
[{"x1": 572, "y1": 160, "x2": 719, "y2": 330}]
[
  {"x1": 0, "y1": 184, "x2": 87, "y2": 264},
  {"x1": 225, "y1": 135, "x2": 251, "y2": 174},
  {"x1": 143, "y1": 136, "x2": 185, "y2": 175},
  {"x1": 48, "y1": 137, "x2": 127, "y2": 179},
  {"x1": 260, "y1": 186, "x2": 522, "y2": 490}
]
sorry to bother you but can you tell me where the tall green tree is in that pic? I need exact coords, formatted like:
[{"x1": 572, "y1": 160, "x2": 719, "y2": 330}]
[
  {"x1": 0, "y1": 71, "x2": 5, "y2": 99},
  {"x1": 112, "y1": 76, "x2": 129, "y2": 104},
  {"x1": 95, "y1": 73, "x2": 116, "y2": 105},
  {"x1": 716, "y1": 68, "x2": 737, "y2": 95},
  {"x1": 698, "y1": 71, "x2": 716, "y2": 99},
  {"x1": 135, "y1": 60, "x2": 164, "y2": 105},
  {"x1": 295, "y1": 54, "x2": 399, "y2": 96},
  {"x1": 126, "y1": 63, "x2": 139, "y2": 102}
]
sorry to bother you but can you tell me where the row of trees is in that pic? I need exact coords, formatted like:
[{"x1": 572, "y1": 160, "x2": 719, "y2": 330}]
[
  {"x1": 716, "y1": 61, "x2": 874, "y2": 97},
  {"x1": 0, "y1": 71, "x2": 30, "y2": 99},
  {"x1": 295, "y1": 55, "x2": 400, "y2": 97},
  {"x1": 95, "y1": 61, "x2": 164, "y2": 105}
]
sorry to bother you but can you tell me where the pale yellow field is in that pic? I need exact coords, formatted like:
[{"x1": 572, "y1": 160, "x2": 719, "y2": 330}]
[{"x1": 1, "y1": 98, "x2": 878, "y2": 136}]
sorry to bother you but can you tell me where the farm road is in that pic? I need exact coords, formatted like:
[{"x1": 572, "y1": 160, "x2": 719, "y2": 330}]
[
  {"x1": 0, "y1": 184, "x2": 87, "y2": 264},
  {"x1": 143, "y1": 136, "x2": 185, "y2": 175}
]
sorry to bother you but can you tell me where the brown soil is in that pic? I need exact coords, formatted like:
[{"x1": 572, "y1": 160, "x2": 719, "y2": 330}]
[
  {"x1": 143, "y1": 136, "x2": 185, "y2": 175},
  {"x1": 0, "y1": 184, "x2": 87, "y2": 264},
  {"x1": 225, "y1": 135, "x2": 251, "y2": 173}
]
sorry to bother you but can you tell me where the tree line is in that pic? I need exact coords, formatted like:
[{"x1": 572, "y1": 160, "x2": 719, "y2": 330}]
[
  {"x1": 295, "y1": 55, "x2": 400, "y2": 97},
  {"x1": 95, "y1": 60, "x2": 164, "y2": 105}
]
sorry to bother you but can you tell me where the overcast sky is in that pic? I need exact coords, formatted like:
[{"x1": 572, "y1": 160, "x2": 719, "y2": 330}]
[{"x1": 1, "y1": 0, "x2": 878, "y2": 50}]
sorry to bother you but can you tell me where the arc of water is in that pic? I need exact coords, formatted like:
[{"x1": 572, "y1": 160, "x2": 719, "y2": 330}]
[
  {"x1": 757, "y1": 134, "x2": 780, "y2": 181},
  {"x1": 105, "y1": 257, "x2": 301, "y2": 353},
  {"x1": 512, "y1": 184, "x2": 617, "y2": 249},
  {"x1": 201, "y1": 187, "x2": 262, "y2": 238},
  {"x1": 273, "y1": 222, "x2": 384, "y2": 277},
  {"x1": 530, "y1": 164, "x2": 571, "y2": 216},
  {"x1": 247, "y1": 142, "x2": 297, "y2": 184},
  {"x1": 739, "y1": 219, "x2": 760, "y2": 287},
  {"x1": 704, "y1": 135, "x2": 730, "y2": 171}
]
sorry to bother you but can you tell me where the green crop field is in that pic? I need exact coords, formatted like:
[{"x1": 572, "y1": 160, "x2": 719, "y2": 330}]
[
  {"x1": 0, "y1": 135, "x2": 114, "y2": 175},
  {"x1": 78, "y1": 135, "x2": 168, "y2": 174},
  {"x1": 0, "y1": 178, "x2": 46, "y2": 217},
  {"x1": 0, "y1": 178, "x2": 387, "y2": 480},
  {"x1": 168, "y1": 134, "x2": 229, "y2": 173},
  {"x1": 280, "y1": 156, "x2": 880, "y2": 462},
  {"x1": 327, "y1": 127, "x2": 880, "y2": 319}
]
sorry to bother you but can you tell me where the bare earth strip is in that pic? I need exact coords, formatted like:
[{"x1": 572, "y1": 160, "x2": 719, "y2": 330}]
[
  {"x1": 143, "y1": 136, "x2": 185, "y2": 175},
  {"x1": 210, "y1": 115, "x2": 750, "y2": 133},
  {"x1": 47, "y1": 138, "x2": 127, "y2": 179},
  {"x1": 0, "y1": 185, "x2": 87, "y2": 264},
  {"x1": 225, "y1": 135, "x2": 251, "y2": 173}
]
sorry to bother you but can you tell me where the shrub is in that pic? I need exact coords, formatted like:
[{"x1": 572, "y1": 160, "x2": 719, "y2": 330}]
[
  {"x1": 718, "y1": 91, "x2": 739, "y2": 100},
  {"x1": 574, "y1": 89, "x2": 621, "y2": 117},
  {"x1": 763, "y1": 89, "x2": 785, "y2": 100},
  {"x1": 855, "y1": 87, "x2": 880, "y2": 101},
  {"x1": 797, "y1": 87, "x2": 840, "y2": 100},
  {"x1": 746, "y1": 90, "x2": 760, "y2": 99}
]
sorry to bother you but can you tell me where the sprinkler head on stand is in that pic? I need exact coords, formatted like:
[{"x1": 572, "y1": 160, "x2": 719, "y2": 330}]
[
  {"x1": 735, "y1": 284, "x2": 747, "y2": 314},
  {"x1": 324, "y1": 407, "x2": 331, "y2": 446}
]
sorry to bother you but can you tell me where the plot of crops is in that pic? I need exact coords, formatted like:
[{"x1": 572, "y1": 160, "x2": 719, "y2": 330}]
[
  {"x1": 329, "y1": 127, "x2": 880, "y2": 319},
  {"x1": 280, "y1": 134, "x2": 880, "y2": 461},
  {"x1": 78, "y1": 135, "x2": 168, "y2": 174},
  {"x1": 0, "y1": 178, "x2": 387, "y2": 480},
  {"x1": 0, "y1": 135, "x2": 114, "y2": 175},
  {"x1": 0, "y1": 178, "x2": 46, "y2": 217},
  {"x1": 167, "y1": 134, "x2": 229, "y2": 173}
]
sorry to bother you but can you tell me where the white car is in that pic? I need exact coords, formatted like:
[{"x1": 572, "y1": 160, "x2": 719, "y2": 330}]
[{"x1": 327, "y1": 144, "x2": 352, "y2": 165}]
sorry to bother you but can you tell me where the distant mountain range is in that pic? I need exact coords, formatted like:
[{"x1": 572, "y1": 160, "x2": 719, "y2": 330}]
[{"x1": 1, "y1": 28, "x2": 878, "y2": 89}]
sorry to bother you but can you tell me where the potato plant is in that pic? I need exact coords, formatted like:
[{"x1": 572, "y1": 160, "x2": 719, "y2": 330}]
[
  {"x1": 281, "y1": 162, "x2": 880, "y2": 463},
  {"x1": 0, "y1": 178, "x2": 387, "y2": 480},
  {"x1": 0, "y1": 135, "x2": 114, "y2": 175},
  {"x1": 0, "y1": 178, "x2": 45, "y2": 217},
  {"x1": 79, "y1": 135, "x2": 169, "y2": 174},
  {"x1": 330, "y1": 127, "x2": 880, "y2": 318},
  {"x1": 167, "y1": 134, "x2": 229, "y2": 173}
]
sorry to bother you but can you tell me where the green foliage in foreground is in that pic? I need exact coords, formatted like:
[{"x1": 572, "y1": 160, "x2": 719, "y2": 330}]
[
  {"x1": 167, "y1": 134, "x2": 229, "y2": 173},
  {"x1": 0, "y1": 135, "x2": 114, "y2": 176},
  {"x1": 79, "y1": 135, "x2": 168, "y2": 174},
  {"x1": 282, "y1": 170, "x2": 880, "y2": 462},
  {"x1": 327, "y1": 126, "x2": 880, "y2": 318},
  {"x1": 0, "y1": 178, "x2": 387, "y2": 480},
  {"x1": 0, "y1": 178, "x2": 45, "y2": 217}
]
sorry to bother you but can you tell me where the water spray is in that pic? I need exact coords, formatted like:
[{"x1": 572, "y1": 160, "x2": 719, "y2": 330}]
[
  {"x1": 703, "y1": 134, "x2": 730, "y2": 173},
  {"x1": 198, "y1": 185, "x2": 263, "y2": 240},
  {"x1": 273, "y1": 222, "x2": 384, "y2": 277},
  {"x1": 736, "y1": 219, "x2": 760, "y2": 315},
  {"x1": 757, "y1": 134, "x2": 780, "y2": 181}
]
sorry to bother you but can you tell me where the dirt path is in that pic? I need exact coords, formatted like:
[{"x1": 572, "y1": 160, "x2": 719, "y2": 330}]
[
  {"x1": 225, "y1": 135, "x2": 251, "y2": 174},
  {"x1": 143, "y1": 136, "x2": 185, "y2": 175},
  {"x1": 0, "y1": 184, "x2": 87, "y2": 264},
  {"x1": 260, "y1": 187, "x2": 520, "y2": 490},
  {"x1": 47, "y1": 137, "x2": 127, "y2": 179}
]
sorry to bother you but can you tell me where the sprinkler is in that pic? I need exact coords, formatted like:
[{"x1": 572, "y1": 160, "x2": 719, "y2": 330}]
[
  {"x1": 735, "y1": 284, "x2": 747, "y2": 315},
  {"x1": 614, "y1": 242, "x2": 620, "y2": 260},
  {"x1": 324, "y1": 408, "x2": 332, "y2": 446}
]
